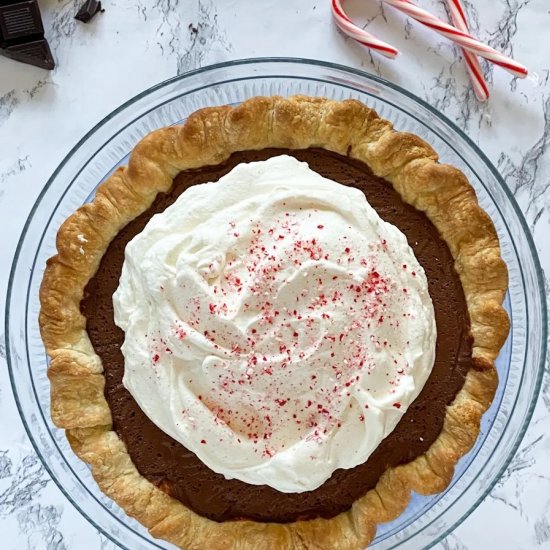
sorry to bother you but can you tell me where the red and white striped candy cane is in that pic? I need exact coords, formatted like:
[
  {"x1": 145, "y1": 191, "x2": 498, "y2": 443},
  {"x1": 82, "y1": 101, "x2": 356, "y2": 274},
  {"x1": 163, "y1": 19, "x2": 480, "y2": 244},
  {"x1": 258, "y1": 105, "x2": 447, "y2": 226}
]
[
  {"x1": 383, "y1": 0, "x2": 528, "y2": 78},
  {"x1": 447, "y1": 0, "x2": 489, "y2": 100},
  {"x1": 331, "y1": 0, "x2": 399, "y2": 59}
]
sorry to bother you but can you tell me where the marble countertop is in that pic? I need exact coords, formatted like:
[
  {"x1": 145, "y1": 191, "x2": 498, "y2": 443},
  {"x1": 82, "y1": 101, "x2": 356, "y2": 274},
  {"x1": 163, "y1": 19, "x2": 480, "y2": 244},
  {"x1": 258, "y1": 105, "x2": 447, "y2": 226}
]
[{"x1": 0, "y1": 1, "x2": 548, "y2": 548}]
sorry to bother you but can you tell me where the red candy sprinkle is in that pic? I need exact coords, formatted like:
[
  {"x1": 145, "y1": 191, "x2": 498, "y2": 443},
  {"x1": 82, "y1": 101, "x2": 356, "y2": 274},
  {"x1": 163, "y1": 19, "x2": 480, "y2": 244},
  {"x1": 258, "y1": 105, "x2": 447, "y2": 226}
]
[{"x1": 157, "y1": 209, "x2": 420, "y2": 460}]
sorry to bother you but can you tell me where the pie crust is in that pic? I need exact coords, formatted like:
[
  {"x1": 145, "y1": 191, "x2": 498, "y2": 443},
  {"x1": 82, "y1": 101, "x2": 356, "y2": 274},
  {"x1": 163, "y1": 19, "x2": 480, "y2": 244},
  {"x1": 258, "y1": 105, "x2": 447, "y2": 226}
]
[{"x1": 39, "y1": 96, "x2": 509, "y2": 550}]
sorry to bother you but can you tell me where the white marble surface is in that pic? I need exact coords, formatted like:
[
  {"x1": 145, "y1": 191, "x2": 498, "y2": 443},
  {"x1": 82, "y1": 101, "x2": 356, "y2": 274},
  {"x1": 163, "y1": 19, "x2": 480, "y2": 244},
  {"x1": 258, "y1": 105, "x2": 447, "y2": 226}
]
[{"x1": 0, "y1": 1, "x2": 549, "y2": 548}]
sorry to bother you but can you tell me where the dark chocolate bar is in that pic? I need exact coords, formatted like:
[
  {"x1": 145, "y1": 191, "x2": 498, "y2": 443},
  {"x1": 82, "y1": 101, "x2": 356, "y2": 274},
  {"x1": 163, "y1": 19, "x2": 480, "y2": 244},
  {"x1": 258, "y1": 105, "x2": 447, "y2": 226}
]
[
  {"x1": 75, "y1": 0, "x2": 103, "y2": 24},
  {"x1": 0, "y1": 1, "x2": 43, "y2": 42},
  {"x1": 0, "y1": 0, "x2": 55, "y2": 70},
  {"x1": 2, "y1": 37, "x2": 54, "y2": 69}
]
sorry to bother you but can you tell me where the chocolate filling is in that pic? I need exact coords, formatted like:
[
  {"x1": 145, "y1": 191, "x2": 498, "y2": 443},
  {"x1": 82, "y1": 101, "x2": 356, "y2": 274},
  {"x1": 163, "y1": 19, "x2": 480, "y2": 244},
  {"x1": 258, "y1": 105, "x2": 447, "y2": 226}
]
[{"x1": 81, "y1": 148, "x2": 473, "y2": 523}]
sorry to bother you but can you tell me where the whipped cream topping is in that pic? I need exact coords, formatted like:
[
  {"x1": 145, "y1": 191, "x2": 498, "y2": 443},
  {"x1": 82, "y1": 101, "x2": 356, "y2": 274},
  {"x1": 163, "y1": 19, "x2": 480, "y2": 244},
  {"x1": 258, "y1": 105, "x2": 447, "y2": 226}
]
[{"x1": 113, "y1": 155, "x2": 436, "y2": 493}]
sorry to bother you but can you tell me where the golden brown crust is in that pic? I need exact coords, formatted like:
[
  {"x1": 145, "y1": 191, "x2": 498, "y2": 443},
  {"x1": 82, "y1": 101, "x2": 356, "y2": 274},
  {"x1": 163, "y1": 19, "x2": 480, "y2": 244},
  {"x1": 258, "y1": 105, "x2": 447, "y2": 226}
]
[{"x1": 40, "y1": 96, "x2": 509, "y2": 549}]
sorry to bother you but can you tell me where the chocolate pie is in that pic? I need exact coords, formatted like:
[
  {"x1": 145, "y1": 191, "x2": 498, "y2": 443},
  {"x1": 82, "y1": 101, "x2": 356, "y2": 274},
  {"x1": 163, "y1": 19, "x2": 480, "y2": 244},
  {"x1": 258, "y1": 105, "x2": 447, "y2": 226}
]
[{"x1": 39, "y1": 96, "x2": 509, "y2": 549}]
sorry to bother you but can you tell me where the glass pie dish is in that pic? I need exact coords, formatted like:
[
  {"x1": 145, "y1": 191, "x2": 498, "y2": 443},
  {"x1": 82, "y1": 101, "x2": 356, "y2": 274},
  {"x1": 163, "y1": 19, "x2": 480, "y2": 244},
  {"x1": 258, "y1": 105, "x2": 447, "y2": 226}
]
[{"x1": 5, "y1": 58, "x2": 546, "y2": 549}]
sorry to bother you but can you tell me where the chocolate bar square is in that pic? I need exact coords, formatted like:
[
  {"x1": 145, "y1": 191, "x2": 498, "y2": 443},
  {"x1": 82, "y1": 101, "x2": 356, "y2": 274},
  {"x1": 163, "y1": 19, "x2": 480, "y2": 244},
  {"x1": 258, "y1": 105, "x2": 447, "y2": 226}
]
[
  {"x1": 2, "y1": 37, "x2": 54, "y2": 69},
  {"x1": 0, "y1": 0, "x2": 55, "y2": 70},
  {"x1": 0, "y1": 0, "x2": 43, "y2": 42}
]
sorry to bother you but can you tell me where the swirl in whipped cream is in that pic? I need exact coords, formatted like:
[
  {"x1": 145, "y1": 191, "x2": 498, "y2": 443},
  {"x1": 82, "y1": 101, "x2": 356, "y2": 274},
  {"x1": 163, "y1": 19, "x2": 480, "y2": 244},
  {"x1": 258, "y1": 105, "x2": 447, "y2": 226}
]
[{"x1": 113, "y1": 155, "x2": 436, "y2": 493}]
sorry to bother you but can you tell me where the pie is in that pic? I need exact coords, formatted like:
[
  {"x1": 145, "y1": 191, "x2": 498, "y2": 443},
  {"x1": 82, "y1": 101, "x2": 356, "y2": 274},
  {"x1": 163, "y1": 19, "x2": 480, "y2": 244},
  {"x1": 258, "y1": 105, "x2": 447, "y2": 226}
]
[{"x1": 39, "y1": 96, "x2": 509, "y2": 549}]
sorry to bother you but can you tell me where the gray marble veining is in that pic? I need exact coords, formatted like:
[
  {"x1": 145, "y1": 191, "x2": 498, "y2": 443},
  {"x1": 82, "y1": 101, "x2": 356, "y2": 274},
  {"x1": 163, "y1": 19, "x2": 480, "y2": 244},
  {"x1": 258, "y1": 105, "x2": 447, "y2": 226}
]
[
  {"x1": 0, "y1": 455, "x2": 49, "y2": 517},
  {"x1": 0, "y1": 91, "x2": 19, "y2": 126}
]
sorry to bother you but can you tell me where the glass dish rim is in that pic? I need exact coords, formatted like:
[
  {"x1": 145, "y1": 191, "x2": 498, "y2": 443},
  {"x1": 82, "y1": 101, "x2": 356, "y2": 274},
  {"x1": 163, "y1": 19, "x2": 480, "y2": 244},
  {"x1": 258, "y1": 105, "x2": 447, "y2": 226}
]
[{"x1": 5, "y1": 56, "x2": 547, "y2": 549}]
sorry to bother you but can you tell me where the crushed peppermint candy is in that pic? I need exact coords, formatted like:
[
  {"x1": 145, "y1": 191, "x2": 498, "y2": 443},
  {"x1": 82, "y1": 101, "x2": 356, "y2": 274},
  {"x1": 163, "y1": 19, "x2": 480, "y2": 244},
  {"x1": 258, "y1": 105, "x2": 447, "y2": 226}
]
[{"x1": 114, "y1": 155, "x2": 436, "y2": 492}]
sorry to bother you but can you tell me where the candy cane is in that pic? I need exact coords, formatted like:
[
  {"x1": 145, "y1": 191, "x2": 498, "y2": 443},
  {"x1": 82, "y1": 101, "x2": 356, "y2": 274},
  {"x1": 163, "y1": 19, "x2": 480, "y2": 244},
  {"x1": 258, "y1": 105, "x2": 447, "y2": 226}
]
[
  {"x1": 447, "y1": 0, "x2": 489, "y2": 100},
  {"x1": 383, "y1": 0, "x2": 528, "y2": 77},
  {"x1": 331, "y1": 0, "x2": 399, "y2": 58}
]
